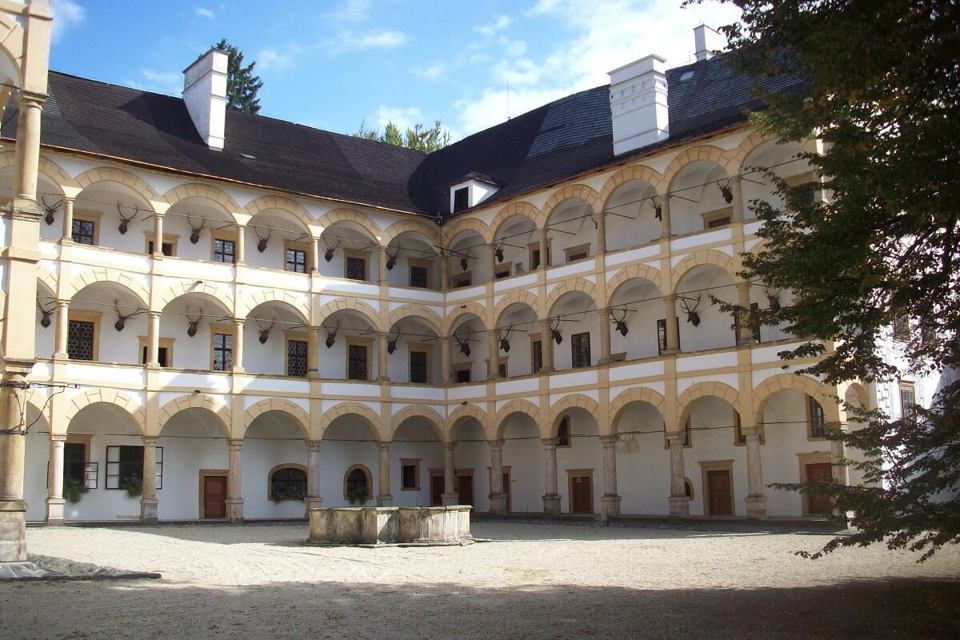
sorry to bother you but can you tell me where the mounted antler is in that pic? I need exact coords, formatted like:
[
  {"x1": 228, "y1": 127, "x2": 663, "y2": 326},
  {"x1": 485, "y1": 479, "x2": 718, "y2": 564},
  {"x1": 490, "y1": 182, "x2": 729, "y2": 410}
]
[
  {"x1": 719, "y1": 179, "x2": 733, "y2": 204},
  {"x1": 323, "y1": 237, "x2": 341, "y2": 262},
  {"x1": 37, "y1": 299, "x2": 55, "y2": 328},
  {"x1": 386, "y1": 327, "x2": 401, "y2": 354},
  {"x1": 256, "y1": 318, "x2": 276, "y2": 344},
  {"x1": 188, "y1": 216, "x2": 206, "y2": 244},
  {"x1": 185, "y1": 305, "x2": 202, "y2": 337},
  {"x1": 385, "y1": 247, "x2": 400, "y2": 270},
  {"x1": 498, "y1": 325, "x2": 512, "y2": 352},
  {"x1": 41, "y1": 196, "x2": 62, "y2": 226},
  {"x1": 610, "y1": 307, "x2": 629, "y2": 336},
  {"x1": 253, "y1": 226, "x2": 271, "y2": 253},
  {"x1": 325, "y1": 321, "x2": 340, "y2": 348},
  {"x1": 762, "y1": 284, "x2": 782, "y2": 311},
  {"x1": 550, "y1": 317, "x2": 563, "y2": 344},
  {"x1": 494, "y1": 241, "x2": 505, "y2": 263},
  {"x1": 113, "y1": 298, "x2": 144, "y2": 332},
  {"x1": 679, "y1": 293, "x2": 702, "y2": 326},
  {"x1": 116, "y1": 202, "x2": 140, "y2": 235},
  {"x1": 454, "y1": 328, "x2": 472, "y2": 356}
]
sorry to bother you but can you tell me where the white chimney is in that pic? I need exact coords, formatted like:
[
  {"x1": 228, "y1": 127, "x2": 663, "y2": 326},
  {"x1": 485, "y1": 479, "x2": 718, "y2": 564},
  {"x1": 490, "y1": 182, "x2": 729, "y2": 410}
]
[
  {"x1": 183, "y1": 48, "x2": 228, "y2": 151},
  {"x1": 694, "y1": 24, "x2": 724, "y2": 62},
  {"x1": 608, "y1": 54, "x2": 669, "y2": 156}
]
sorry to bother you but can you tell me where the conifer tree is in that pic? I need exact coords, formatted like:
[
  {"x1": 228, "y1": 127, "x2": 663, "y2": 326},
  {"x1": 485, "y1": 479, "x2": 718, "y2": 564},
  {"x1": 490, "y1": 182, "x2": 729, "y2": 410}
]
[{"x1": 213, "y1": 38, "x2": 263, "y2": 114}]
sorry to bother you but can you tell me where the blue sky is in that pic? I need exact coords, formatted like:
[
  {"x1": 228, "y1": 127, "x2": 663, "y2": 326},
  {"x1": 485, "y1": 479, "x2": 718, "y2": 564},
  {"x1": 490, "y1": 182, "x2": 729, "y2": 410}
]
[{"x1": 49, "y1": 0, "x2": 739, "y2": 141}]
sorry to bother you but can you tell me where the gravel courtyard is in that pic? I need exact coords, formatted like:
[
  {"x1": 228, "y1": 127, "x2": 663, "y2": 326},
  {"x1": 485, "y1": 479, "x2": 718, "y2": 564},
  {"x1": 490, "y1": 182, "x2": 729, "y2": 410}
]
[{"x1": 1, "y1": 521, "x2": 958, "y2": 639}]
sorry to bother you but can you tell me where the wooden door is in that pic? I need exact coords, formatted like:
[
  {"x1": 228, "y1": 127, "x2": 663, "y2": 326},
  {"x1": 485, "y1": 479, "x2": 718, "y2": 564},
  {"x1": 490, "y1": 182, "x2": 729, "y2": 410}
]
[
  {"x1": 570, "y1": 474, "x2": 593, "y2": 513},
  {"x1": 430, "y1": 474, "x2": 444, "y2": 506},
  {"x1": 203, "y1": 475, "x2": 227, "y2": 519},
  {"x1": 806, "y1": 463, "x2": 834, "y2": 515},
  {"x1": 457, "y1": 474, "x2": 474, "y2": 506},
  {"x1": 503, "y1": 471, "x2": 511, "y2": 513},
  {"x1": 707, "y1": 470, "x2": 732, "y2": 515}
]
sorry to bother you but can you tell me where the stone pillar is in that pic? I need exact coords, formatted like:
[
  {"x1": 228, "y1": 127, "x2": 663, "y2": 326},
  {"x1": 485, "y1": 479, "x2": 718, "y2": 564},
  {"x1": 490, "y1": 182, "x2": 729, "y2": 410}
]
[
  {"x1": 152, "y1": 213, "x2": 165, "y2": 257},
  {"x1": 540, "y1": 226, "x2": 549, "y2": 269},
  {"x1": 61, "y1": 197, "x2": 75, "y2": 242},
  {"x1": 378, "y1": 246, "x2": 388, "y2": 284},
  {"x1": 0, "y1": 373, "x2": 28, "y2": 561},
  {"x1": 659, "y1": 195, "x2": 672, "y2": 239},
  {"x1": 539, "y1": 318, "x2": 555, "y2": 373},
  {"x1": 600, "y1": 435, "x2": 621, "y2": 519},
  {"x1": 306, "y1": 440, "x2": 322, "y2": 510},
  {"x1": 376, "y1": 442, "x2": 392, "y2": 506},
  {"x1": 232, "y1": 319, "x2": 244, "y2": 373},
  {"x1": 377, "y1": 332, "x2": 390, "y2": 381},
  {"x1": 487, "y1": 329, "x2": 499, "y2": 379},
  {"x1": 744, "y1": 426, "x2": 767, "y2": 518},
  {"x1": 730, "y1": 175, "x2": 744, "y2": 222},
  {"x1": 489, "y1": 242, "x2": 498, "y2": 280},
  {"x1": 598, "y1": 307, "x2": 611, "y2": 364},
  {"x1": 542, "y1": 437, "x2": 561, "y2": 513},
  {"x1": 53, "y1": 301, "x2": 69, "y2": 359},
  {"x1": 488, "y1": 439, "x2": 506, "y2": 513},
  {"x1": 440, "y1": 336, "x2": 450, "y2": 384},
  {"x1": 309, "y1": 236, "x2": 319, "y2": 272},
  {"x1": 663, "y1": 295, "x2": 680, "y2": 354},
  {"x1": 736, "y1": 282, "x2": 754, "y2": 345},
  {"x1": 441, "y1": 441, "x2": 459, "y2": 505},
  {"x1": 439, "y1": 250, "x2": 448, "y2": 289},
  {"x1": 147, "y1": 312, "x2": 160, "y2": 367},
  {"x1": 595, "y1": 210, "x2": 606, "y2": 254},
  {"x1": 140, "y1": 436, "x2": 159, "y2": 523},
  {"x1": 45, "y1": 435, "x2": 66, "y2": 524},
  {"x1": 667, "y1": 434, "x2": 690, "y2": 516},
  {"x1": 235, "y1": 224, "x2": 245, "y2": 264},
  {"x1": 307, "y1": 327, "x2": 319, "y2": 376},
  {"x1": 226, "y1": 439, "x2": 244, "y2": 521},
  {"x1": 13, "y1": 93, "x2": 44, "y2": 203}
]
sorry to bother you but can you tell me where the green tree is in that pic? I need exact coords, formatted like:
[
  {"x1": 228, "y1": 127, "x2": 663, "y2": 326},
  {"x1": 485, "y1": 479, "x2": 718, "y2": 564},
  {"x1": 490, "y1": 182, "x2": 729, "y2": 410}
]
[
  {"x1": 213, "y1": 38, "x2": 263, "y2": 114},
  {"x1": 354, "y1": 119, "x2": 451, "y2": 152},
  {"x1": 691, "y1": 0, "x2": 959, "y2": 559}
]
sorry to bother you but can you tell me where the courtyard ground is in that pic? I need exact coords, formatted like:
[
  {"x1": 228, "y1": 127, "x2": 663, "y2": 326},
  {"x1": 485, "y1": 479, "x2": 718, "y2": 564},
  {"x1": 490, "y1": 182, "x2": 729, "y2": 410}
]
[{"x1": 1, "y1": 520, "x2": 958, "y2": 639}]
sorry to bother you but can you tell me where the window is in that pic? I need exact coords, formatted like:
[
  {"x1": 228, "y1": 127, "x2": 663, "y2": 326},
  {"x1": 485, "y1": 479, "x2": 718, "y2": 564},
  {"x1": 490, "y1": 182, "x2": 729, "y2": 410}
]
[
  {"x1": 139, "y1": 337, "x2": 174, "y2": 368},
  {"x1": 454, "y1": 364, "x2": 471, "y2": 383},
  {"x1": 899, "y1": 382, "x2": 916, "y2": 420},
  {"x1": 346, "y1": 340, "x2": 370, "y2": 380},
  {"x1": 67, "y1": 311, "x2": 100, "y2": 361},
  {"x1": 571, "y1": 332, "x2": 591, "y2": 368},
  {"x1": 684, "y1": 478, "x2": 694, "y2": 498},
  {"x1": 284, "y1": 242, "x2": 309, "y2": 273},
  {"x1": 657, "y1": 318, "x2": 679, "y2": 354},
  {"x1": 344, "y1": 465, "x2": 372, "y2": 502},
  {"x1": 145, "y1": 233, "x2": 176, "y2": 256},
  {"x1": 564, "y1": 243, "x2": 590, "y2": 263},
  {"x1": 64, "y1": 442, "x2": 86, "y2": 487},
  {"x1": 212, "y1": 231, "x2": 236, "y2": 264},
  {"x1": 453, "y1": 187, "x2": 469, "y2": 213},
  {"x1": 683, "y1": 417, "x2": 692, "y2": 447},
  {"x1": 497, "y1": 358, "x2": 508, "y2": 378},
  {"x1": 893, "y1": 314, "x2": 911, "y2": 341},
  {"x1": 211, "y1": 328, "x2": 233, "y2": 371},
  {"x1": 106, "y1": 445, "x2": 162, "y2": 490},
  {"x1": 451, "y1": 272, "x2": 472, "y2": 288},
  {"x1": 556, "y1": 417, "x2": 571, "y2": 447},
  {"x1": 531, "y1": 336, "x2": 543, "y2": 374},
  {"x1": 344, "y1": 251, "x2": 368, "y2": 281},
  {"x1": 409, "y1": 260, "x2": 430, "y2": 288},
  {"x1": 734, "y1": 411, "x2": 745, "y2": 444},
  {"x1": 401, "y1": 459, "x2": 420, "y2": 491},
  {"x1": 529, "y1": 243, "x2": 541, "y2": 270},
  {"x1": 71, "y1": 213, "x2": 98, "y2": 245},
  {"x1": 494, "y1": 262, "x2": 512, "y2": 279},
  {"x1": 702, "y1": 208, "x2": 733, "y2": 229},
  {"x1": 286, "y1": 338, "x2": 308, "y2": 377},
  {"x1": 270, "y1": 466, "x2": 306, "y2": 501},
  {"x1": 409, "y1": 347, "x2": 429, "y2": 384},
  {"x1": 808, "y1": 396, "x2": 826, "y2": 438}
]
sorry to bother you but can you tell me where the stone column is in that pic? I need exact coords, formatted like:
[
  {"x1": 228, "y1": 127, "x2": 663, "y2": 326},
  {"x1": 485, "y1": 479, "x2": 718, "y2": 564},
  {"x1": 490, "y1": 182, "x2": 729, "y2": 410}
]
[
  {"x1": 147, "y1": 312, "x2": 160, "y2": 367},
  {"x1": 13, "y1": 92, "x2": 44, "y2": 203},
  {"x1": 378, "y1": 246, "x2": 388, "y2": 284},
  {"x1": 595, "y1": 210, "x2": 606, "y2": 254},
  {"x1": 487, "y1": 329, "x2": 500, "y2": 379},
  {"x1": 488, "y1": 439, "x2": 506, "y2": 513},
  {"x1": 730, "y1": 175, "x2": 744, "y2": 222},
  {"x1": 598, "y1": 307, "x2": 611, "y2": 364},
  {"x1": 489, "y1": 242, "x2": 498, "y2": 280},
  {"x1": 46, "y1": 435, "x2": 66, "y2": 524},
  {"x1": 152, "y1": 213, "x2": 164, "y2": 257},
  {"x1": 542, "y1": 437, "x2": 561, "y2": 513},
  {"x1": 600, "y1": 435, "x2": 621, "y2": 519},
  {"x1": 307, "y1": 327, "x2": 319, "y2": 376},
  {"x1": 663, "y1": 295, "x2": 680, "y2": 354},
  {"x1": 377, "y1": 332, "x2": 390, "y2": 381},
  {"x1": 0, "y1": 373, "x2": 28, "y2": 561},
  {"x1": 539, "y1": 226, "x2": 549, "y2": 269},
  {"x1": 744, "y1": 426, "x2": 767, "y2": 518},
  {"x1": 439, "y1": 250, "x2": 448, "y2": 289},
  {"x1": 232, "y1": 319, "x2": 244, "y2": 373},
  {"x1": 226, "y1": 439, "x2": 244, "y2": 521},
  {"x1": 440, "y1": 336, "x2": 450, "y2": 384},
  {"x1": 235, "y1": 225, "x2": 245, "y2": 264},
  {"x1": 667, "y1": 433, "x2": 690, "y2": 516},
  {"x1": 61, "y1": 197, "x2": 75, "y2": 242},
  {"x1": 140, "y1": 436, "x2": 159, "y2": 523},
  {"x1": 376, "y1": 442, "x2": 392, "y2": 506},
  {"x1": 306, "y1": 440, "x2": 323, "y2": 510},
  {"x1": 539, "y1": 318, "x2": 555, "y2": 373},
  {"x1": 53, "y1": 301, "x2": 69, "y2": 359},
  {"x1": 659, "y1": 195, "x2": 672, "y2": 239},
  {"x1": 442, "y1": 441, "x2": 458, "y2": 505},
  {"x1": 309, "y1": 236, "x2": 319, "y2": 272},
  {"x1": 736, "y1": 282, "x2": 754, "y2": 345}
]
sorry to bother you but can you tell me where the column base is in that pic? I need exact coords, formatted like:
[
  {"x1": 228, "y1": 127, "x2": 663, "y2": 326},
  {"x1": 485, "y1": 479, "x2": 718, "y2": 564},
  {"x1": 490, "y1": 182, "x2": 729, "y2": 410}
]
[
  {"x1": 377, "y1": 376, "x2": 391, "y2": 382},
  {"x1": 306, "y1": 497, "x2": 323, "y2": 510},
  {"x1": 441, "y1": 492, "x2": 460, "y2": 506},
  {"x1": 376, "y1": 495, "x2": 393, "y2": 507},
  {"x1": 601, "y1": 495, "x2": 621, "y2": 520},
  {"x1": 542, "y1": 494, "x2": 562, "y2": 514},
  {"x1": 745, "y1": 494, "x2": 767, "y2": 519},
  {"x1": 45, "y1": 497, "x2": 65, "y2": 524},
  {"x1": 226, "y1": 498, "x2": 244, "y2": 522},
  {"x1": 668, "y1": 495, "x2": 690, "y2": 517},
  {"x1": 140, "y1": 498, "x2": 159, "y2": 523},
  {"x1": 488, "y1": 494, "x2": 506, "y2": 513},
  {"x1": 0, "y1": 500, "x2": 27, "y2": 562}
]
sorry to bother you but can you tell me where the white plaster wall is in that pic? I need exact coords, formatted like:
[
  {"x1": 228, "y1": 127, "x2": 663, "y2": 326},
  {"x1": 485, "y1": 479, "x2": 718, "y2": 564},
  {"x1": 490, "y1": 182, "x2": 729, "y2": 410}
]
[
  {"x1": 24, "y1": 429, "x2": 49, "y2": 521},
  {"x1": 556, "y1": 411, "x2": 602, "y2": 513},
  {"x1": 669, "y1": 162, "x2": 729, "y2": 236},
  {"x1": 684, "y1": 396, "x2": 747, "y2": 516},
  {"x1": 610, "y1": 283, "x2": 662, "y2": 360},
  {"x1": 69, "y1": 293, "x2": 148, "y2": 365},
  {"x1": 676, "y1": 268, "x2": 737, "y2": 352},
  {"x1": 547, "y1": 201, "x2": 598, "y2": 264},
  {"x1": 615, "y1": 401, "x2": 670, "y2": 514},
  {"x1": 501, "y1": 415, "x2": 544, "y2": 512},
  {"x1": 448, "y1": 233, "x2": 489, "y2": 287},
  {"x1": 242, "y1": 421, "x2": 309, "y2": 519},
  {"x1": 551, "y1": 296, "x2": 599, "y2": 370},
  {"x1": 605, "y1": 182, "x2": 661, "y2": 251},
  {"x1": 35, "y1": 304, "x2": 56, "y2": 359},
  {"x1": 157, "y1": 415, "x2": 228, "y2": 521}
]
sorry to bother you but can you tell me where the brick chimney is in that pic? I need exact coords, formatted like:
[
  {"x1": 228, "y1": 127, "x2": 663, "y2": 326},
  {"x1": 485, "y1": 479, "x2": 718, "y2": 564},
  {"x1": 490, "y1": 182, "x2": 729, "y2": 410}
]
[
  {"x1": 608, "y1": 54, "x2": 669, "y2": 156},
  {"x1": 183, "y1": 48, "x2": 228, "y2": 150}
]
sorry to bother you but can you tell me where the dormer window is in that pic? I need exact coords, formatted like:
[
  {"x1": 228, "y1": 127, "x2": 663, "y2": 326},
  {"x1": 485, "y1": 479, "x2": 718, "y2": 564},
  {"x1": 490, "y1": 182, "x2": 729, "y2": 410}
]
[
  {"x1": 449, "y1": 173, "x2": 500, "y2": 214},
  {"x1": 453, "y1": 187, "x2": 469, "y2": 213}
]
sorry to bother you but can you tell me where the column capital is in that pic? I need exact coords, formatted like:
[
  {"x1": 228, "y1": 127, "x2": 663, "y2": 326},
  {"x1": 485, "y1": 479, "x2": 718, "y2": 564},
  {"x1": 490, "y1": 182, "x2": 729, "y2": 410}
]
[
  {"x1": 148, "y1": 310, "x2": 161, "y2": 319},
  {"x1": 444, "y1": 440, "x2": 456, "y2": 452},
  {"x1": 663, "y1": 293, "x2": 677, "y2": 304},
  {"x1": 232, "y1": 317, "x2": 244, "y2": 326},
  {"x1": 377, "y1": 441, "x2": 391, "y2": 451},
  {"x1": 50, "y1": 433, "x2": 67, "y2": 443},
  {"x1": 599, "y1": 434, "x2": 618, "y2": 446},
  {"x1": 142, "y1": 436, "x2": 159, "y2": 446},
  {"x1": 541, "y1": 437, "x2": 557, "y2": 448},
  {"x1": 228, "y1": 439, "x2": 244, "y2": 450},
  {"x1": 305, "y1": 439, "x2": 322, "y2": 453},
  {"x1": 18, "y1": 90, "x2": 47, "y2": 107},
  {"x1": 488, "y1": 439, "x2": 504, "y2": 451}
]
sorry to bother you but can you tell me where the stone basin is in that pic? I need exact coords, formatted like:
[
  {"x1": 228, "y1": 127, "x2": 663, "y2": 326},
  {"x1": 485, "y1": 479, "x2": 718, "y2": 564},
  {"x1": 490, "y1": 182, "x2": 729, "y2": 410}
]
[{"x1": 307, "y1": 505, "x2": 472, "y2": 546}]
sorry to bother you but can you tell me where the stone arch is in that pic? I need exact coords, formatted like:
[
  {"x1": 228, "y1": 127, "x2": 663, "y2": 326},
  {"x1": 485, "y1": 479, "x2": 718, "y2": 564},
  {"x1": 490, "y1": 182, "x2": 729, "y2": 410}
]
[
  {"x1": 66, "y1": 268, "x2": 150, "y2": 309},
  {"x1": 494, "y1": 290, "x2": 540, "y2": 325},
  {"x1": 608, "y1": 387, "x2": 667, "y2": 436},
  {"x1": 390, "y1": 405, "x2": 445, "y2": 441},
  {"x1": 315, "y1": 298, "x2": 383, "y2": 332},
  {"x1": 753, "y1": 373, "x2": 839, "y2": 426},
  {"x1": 156, "y1": 280, "x2": 234, "y2": 313},
  {"x1": 670, "y1": 249, "x2": 741, "y2": 291},
  {"x1": 677, "y1": 381, "x2": 742, "y2": 426},
  {"x1": 320, "y1": 402, "x2": 387, "y2": 441},
  {"x1": 663, "y1": 145, "x2": 733, "y2": 188},
  {"x1": 64, "y1": 389, "x2": 146, "y2": 436},
  {"x1": 74, "y1": 166, "x2": 162, "y2": 203},
  {"x1": 445, "y1": 404, "x2": 488, "y2": 436},
  {"x1": 244, "y1": 195, "x2": 314, "y2": 231},
  {"x1": 163, "y1": 183, "x2": 240, "y2": 218},
  {"x1": 545, "y1": 277, "x2": 599, "y2": 316},
  {"x1": 0, "y1": 14, "x2": 25, "y2": 88},
  {"x1": 238, "y1": 289, "x2": 310, "y2": 323},
  {"x1": 548, "y1": 394, "x2": 600, "y2": 437},
  {"x1": 491, "y1": 201, "x2": 544, "y2": 236},
  {"x1": 443, "y1": 301, "x2": 489, "y2": 334},
  {"x1": 157, "y1": 394, "x2": 230, "y2": 438},
  {"x1": 842, "y1": 381, "x2": 870, "y2": 411},
  {"x1": 598, "y1": 164, "x2": 666, "y2": 207},
  {"x1": 731, "y1": 131, "x2": 776, "y2": 174},
  {"x1": 444, "y1": 216, "x2": 491, "y2": 245},
  {"x1": 317, "y1": 208, "x2": 384, "y2": 245},
  {"x1": 242, "y1": 398, "x2": 311, "y2": 439},
  {"x1": 38, "y1": 156, "x2": 77, "y2": 191},
  {"x1": 605, "y1": 264, "x2": 664, "y2": 305},
  {"x1": 543, "y1": 184, "x2": 602, "y2": 220},
  {"x1": 494, "y1": 399, "x2": 543, "y2": 439},
  {"x1": 37, "y1": 264, "x2": 57, "y2": 296},
  {"x1": 382, "y1": 218, "x2": 440, "y2": 246},
  {"x1": 387, "y1": 305, "x2": 443, "y2": 335}
]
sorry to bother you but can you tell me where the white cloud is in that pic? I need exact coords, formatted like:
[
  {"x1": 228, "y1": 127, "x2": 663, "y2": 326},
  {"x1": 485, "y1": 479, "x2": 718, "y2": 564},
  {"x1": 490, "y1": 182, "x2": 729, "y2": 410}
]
[
  {"x1": 332, "y1": 30, "x2": 408, "y2": 52},
  {"x1": 455, "y1": 87, "x2": 567, "y2": 138},
  {"x1": 375, "y1": 106, "x2": 425, "y2": 132},
  {"x1": 257, "y1": 44, "x2": 301, "y2": 72},
  {"x1": 413, "y1": 61, "x2": 448, "y2": 81},
  {"x1": 475, "y1": 15, "x2": 512, "y2": 36},
  {"x1": 50, "y1": 0, "x2": 85, "y2": 44},
  {"x1": 128, "y1": 69, "x2": 182, "y2": 96},
  {"x1": 194, "y1": 7, "x2": 215, "y2": 19},
  {"x1": 327, "y1": 0, "x2": 372, "y2": 23}
]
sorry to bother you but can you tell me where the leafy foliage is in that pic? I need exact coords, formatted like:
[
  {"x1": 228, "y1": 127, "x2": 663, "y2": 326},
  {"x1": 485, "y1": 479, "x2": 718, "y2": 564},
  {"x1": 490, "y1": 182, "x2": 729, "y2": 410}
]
[
  {"x1": 355, "y1": 119, "x2": 451, "y2": 152},
  {"x1": 691, "y1": 0, "x2": 960, "y2": 559},
  {"x1": 214, "y1": 38, "x2": 263, "y2": 114}
]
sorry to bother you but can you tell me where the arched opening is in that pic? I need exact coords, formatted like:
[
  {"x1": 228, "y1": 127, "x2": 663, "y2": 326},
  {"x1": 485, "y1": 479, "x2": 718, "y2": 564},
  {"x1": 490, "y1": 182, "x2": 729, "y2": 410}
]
[
  {"x1": 448, "y1": 313, "x2": 486, "y2": 383},
  {"x1": 547, "y1": 291, "x2": 598, "y2": 371},
  {"x1": 545, "y1": 198, "x2": 596, "y2": 265},
  {"x1": 740, "y1": 140, "x2": 811, "y2": 221},
  {"x1": 244, "y1": 410, "x2": 308, "y2": 519},
  {"x1": 448, "y1": 417, "x2": 489, "y2": 511},
  {"x1": 554, "y1": 407, "x2": 600, "y2": 514},
  {"x1": 245, "y1": 208, "x2": 312, "y2": 272},
  {"x1": 318, "y1": 220, "x2": 380, "y2": 282},
  {"x1": 244, "y1": 301, "x2": 309, "y2": 377},
  {"x1": 386, "y1": 316, "x2": 440, "y2": 384},
  {"x1": 613, "y1": 400, "x2": 668, "y2": 515},
  {"x1": 668, "y1": 161, "x2": 731, "y2": 236},
  {"x1": 499, "y1": 412, "x2": 543, "y2": 513},
  {"x1": 165, "y1": 195, "x2": 237, "y2": 263},
  {"x1": 344, "y1": 465, "x2": 373, "y2": 504},
  {"x1": 158, "y1": 406, "x2": 229, "y2": 520},
  {"x1": 385, "y1": 230, "x2": 441, "y2": 289},
  {"x1": 68, "y1": 282, "x2": 147, "y2": 365},
  {"x1": 608, "y1": 277, "x2": 663, "y2": 361},
  {"x1": 392, "y1": 416, "x2": 443, "y2": 506},
  {"x1": 160, "y1": 292, "x2": 233, "y2": 371},
  {"x1": 674, "y1": 264, "x2": 737, "y2": 352},
  {"x1": 493, "y1": 214, "x2": 538, "y2": 278},
  {"x1": 319, "y1": 309, "x2": 379, "y2": 381},
  {"x1": 269, "y1": 465, "x2": 307, "y2": 502},
  {"x1": 681, "y1": 395, "x2": 744, "y2": 517},
  {"x1": 322, "y1": 413, "x2": 380, "y2": 506},
  {"x1": 495, "y1": 302, "x2": 539, "y2": 377},
  {"x1": 446, "y1": 229, "x2": 487, "y2": 288},
  {"x1": 604, "y1": 179, "x2": 660, "y2": 251},
  {"x1": 23, "y1": 405, "x2": 51, "y2": 523},
  {"x1": 71, "y1": 180, "x2": 154, "y2": 253},
  {"x1": 35, "y1": 279, "x2": 56, "y2": 359}
]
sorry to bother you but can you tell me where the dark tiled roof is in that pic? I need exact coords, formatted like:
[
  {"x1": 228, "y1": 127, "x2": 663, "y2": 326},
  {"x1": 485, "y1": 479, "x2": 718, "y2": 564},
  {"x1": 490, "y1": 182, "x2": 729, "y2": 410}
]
[{"x1": 2, "y1": 54, "x2": 802, "y2": 217}]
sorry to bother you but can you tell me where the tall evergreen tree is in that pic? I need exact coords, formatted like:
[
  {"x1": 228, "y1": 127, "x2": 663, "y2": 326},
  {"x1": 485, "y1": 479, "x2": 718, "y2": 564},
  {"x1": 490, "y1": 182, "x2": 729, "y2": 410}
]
[
  {"x1": 354, "y1": 119, "x2": 451, "y2": 152},
  {"x1": 213, "y1": 38, "x2": 263, "y2": 114}
]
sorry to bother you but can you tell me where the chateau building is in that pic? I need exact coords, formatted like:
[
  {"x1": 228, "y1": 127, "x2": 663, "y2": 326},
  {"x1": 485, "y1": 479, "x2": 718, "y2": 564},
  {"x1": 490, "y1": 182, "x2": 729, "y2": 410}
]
[{"x1": 0, "y1": 3, "x2": 937, "y2": 549}]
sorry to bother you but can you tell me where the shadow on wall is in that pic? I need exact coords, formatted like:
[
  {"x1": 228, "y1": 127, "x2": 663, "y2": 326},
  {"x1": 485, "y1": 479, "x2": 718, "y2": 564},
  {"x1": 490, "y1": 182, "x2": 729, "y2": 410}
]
[{"x1": 1, "y1": 575, "x2": 957, "y2": 639}]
